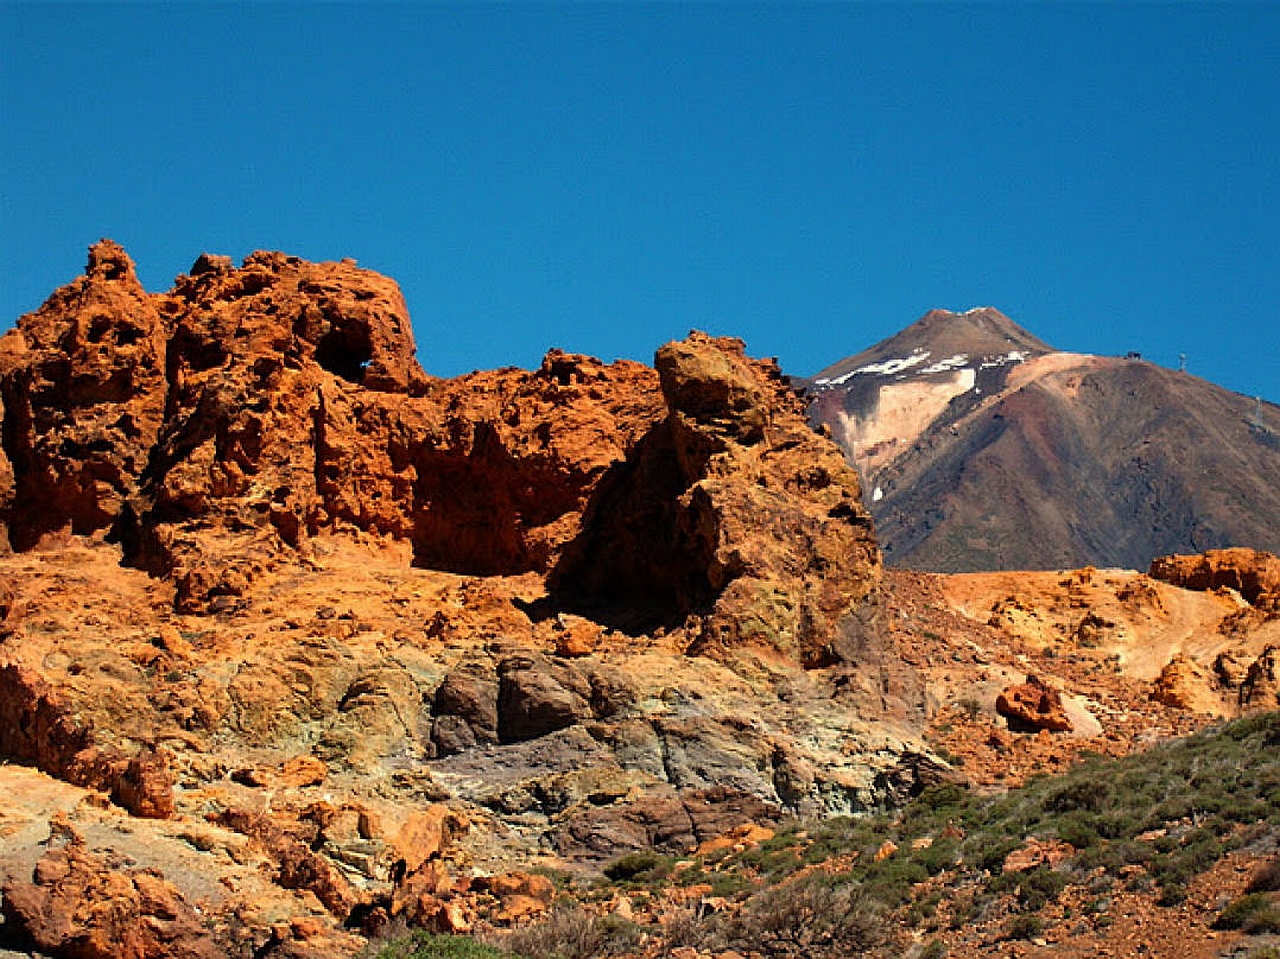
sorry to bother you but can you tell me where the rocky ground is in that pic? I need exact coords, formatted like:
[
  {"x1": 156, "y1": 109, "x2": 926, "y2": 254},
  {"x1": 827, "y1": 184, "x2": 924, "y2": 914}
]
[{"x1": 0, "y1": 245, "x2": 1277, "y2": 958}]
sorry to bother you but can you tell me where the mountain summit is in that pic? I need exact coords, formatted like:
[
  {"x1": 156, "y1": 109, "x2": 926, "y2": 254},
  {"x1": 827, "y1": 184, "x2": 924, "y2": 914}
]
[
  {"x1": 810, "y1": 307, "x2": 1054, "y2": 388},
  {"x1": 805, "y1": 309, "x2": 1280, "y2": 571}
]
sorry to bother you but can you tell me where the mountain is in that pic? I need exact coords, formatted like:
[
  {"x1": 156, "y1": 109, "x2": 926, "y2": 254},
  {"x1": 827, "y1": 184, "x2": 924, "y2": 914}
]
[{"x1": 804, "y1": 308, "x2": 1280, "y2": 572}]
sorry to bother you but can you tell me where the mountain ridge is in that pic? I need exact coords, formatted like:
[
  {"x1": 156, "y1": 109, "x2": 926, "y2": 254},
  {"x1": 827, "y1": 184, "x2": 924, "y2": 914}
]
[{"x1": 806, "y1": 308, "x2": 1280, "y2": 572}]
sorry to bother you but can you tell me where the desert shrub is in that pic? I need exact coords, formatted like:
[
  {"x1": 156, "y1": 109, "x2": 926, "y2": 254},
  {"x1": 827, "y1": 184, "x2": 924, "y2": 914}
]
[
  {"x1": 1044, "y1": 777, "x2": 1107, "y2": 814},
  {"x1": 602, "y1": 850, "x2": 672, "y2": 883},
  {"x1": 501, "y1": 905, "x2": 640, "y2": 959},
  {"x1": 969, "y1": 835, "x2": 1021, "y2": 874},
  {"x1": 1014, "y1": 867, "x2": 1067, "y2": 912},
  {"x1": 1214, "y1": 892, "x2": 1280, "y2": 933},
  {"x1": 919, "y1": 939, "x2": 948, "y2": 959},
  {"x1": 914, "y1": 837, "x2": 961, "y2": 876},
  {"x1": 660, "y1": 905, "x2": 724, "y2": 951},
  {"x1": 373, "y1": 933, "x2": 513, "y2": 959},
  {"x1": 730, "y1": 873, "x2": 890, "y2": 958},
  {"x1": 1248, "y1": 857, "x2": 1280, "y2": 894},
  {"x1": 1054, "y1": 812, "x2": 1102, "y2": 850},
  {"x1": 1006, "y1": 913, "x2": 1043, "y2": 940}
]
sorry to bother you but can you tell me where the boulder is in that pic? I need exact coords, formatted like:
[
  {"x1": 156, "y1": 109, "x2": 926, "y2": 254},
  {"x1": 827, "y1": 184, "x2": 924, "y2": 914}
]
[
  {"x1": 996, "y1": 675, "x2": 1074, "y2": 733},
  {"x1": 1, "y1": 832, "x2": 220, "y2": 959}
]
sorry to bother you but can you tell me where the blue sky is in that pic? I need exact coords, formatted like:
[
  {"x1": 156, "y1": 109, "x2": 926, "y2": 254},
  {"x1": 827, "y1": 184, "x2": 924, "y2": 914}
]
[{"x1": 2, "y1": 3, "x2": 1277, "y2": 401}]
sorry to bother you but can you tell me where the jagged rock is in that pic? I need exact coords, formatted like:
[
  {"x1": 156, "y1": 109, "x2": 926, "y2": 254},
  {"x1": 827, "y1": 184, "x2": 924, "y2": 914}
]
[
  {"x1": 214, "y1": 807, "x2": 357, "y2": 918},
  {"x1": 1151, "y1": 654, "x2": 1224, "y2": 715},
  {"x1": 1240, "y1": 646, "x2": 1280, "y2": 711},
  {"x1": 0, "y1": 244, "x2": 943, "y2": 956},
  {"x1": 1150, "y1": 548, "x2": 1280, "y2": 613},
  {"x1": 552, "y1": 332, "x2": 887, "y2": 675},
  {"x1": 0, "y1": 240, "x2": 167, "y2": 550},
  {"x1": 996, "y1": 675, "x2": 1074, "y2": 733},
  {"x1": 1, "y1": 830, "x2": 220, "y2": 959}
]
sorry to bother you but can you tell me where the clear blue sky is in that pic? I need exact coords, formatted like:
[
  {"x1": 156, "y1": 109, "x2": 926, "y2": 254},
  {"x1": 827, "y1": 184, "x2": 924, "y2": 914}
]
[{"x1": 3, "y1": 3, "x2": 1277, "y2": 401}]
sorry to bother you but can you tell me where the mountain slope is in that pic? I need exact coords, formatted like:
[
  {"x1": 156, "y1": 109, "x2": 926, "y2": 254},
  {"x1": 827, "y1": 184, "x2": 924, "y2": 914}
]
[{"x1": 805, "y1": 309, "x2": 1280, "y2": 571}]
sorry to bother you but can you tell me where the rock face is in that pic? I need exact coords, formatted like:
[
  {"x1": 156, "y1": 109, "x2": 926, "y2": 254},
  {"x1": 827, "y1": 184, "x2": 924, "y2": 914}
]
[
  {"x1": 0, "y1": 244, "x2": 918, "y2": 958},
  {"x1": 2, "y1": 828, "x2": 221, "y2": 959},
  {"x1": 805, "y1": 309, "x2": 1280, "y2": 571},
  {"x1": 553, "y1": 332, "x2": 883, "y2": 668},
  {"x1": 1149, "y1": 548, "x2": 1280, "y2": 613},
  {"x1": 0, "y1": 241, "x2": 167, "y2": 551}
]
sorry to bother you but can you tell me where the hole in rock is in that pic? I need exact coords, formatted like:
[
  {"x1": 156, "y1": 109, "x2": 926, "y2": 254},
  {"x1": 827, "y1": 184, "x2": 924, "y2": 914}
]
[{"x1": 315, "y1": 323, "x2": 374, "y2": 385}]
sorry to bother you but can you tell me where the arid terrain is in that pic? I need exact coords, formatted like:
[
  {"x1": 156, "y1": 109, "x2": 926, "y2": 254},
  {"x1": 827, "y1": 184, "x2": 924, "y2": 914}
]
[{"x1": 0, "y1": 246, "x2": 1277, "y2": 959}]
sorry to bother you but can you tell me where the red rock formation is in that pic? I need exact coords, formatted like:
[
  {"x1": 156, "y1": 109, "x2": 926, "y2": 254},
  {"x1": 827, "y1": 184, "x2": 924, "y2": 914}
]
[
  {"x1": 1, "y1": 829, "x2": 220, "y2": 959},
  {"x1": 551, "y1": 332, "x2": 884, "y2": 670},
  {"x1": 0, "y1": 662, "x2": 174, "y2": 817},
  {"x1": 996, "y1": 675, "x2": 1074, "y2": 733},
  {"x1": 1149, "y1": 548, "x2": 1280, "y2": 613},
  {"x1": 0, "y1": 241, "x2": 167, "y2": 550},
  {"x1": 1, "y1": 244, "x2": 882, "y2": 672},
  {"x1": 1150, "y1": 654, "x2": 1224, "y2": 715}
]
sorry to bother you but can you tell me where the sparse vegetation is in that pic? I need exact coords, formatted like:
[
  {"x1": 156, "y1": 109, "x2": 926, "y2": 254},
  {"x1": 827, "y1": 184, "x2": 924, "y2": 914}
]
[
  {"x1": 372, "y1": 933, "x2": 514, "y2": 959},
  {"x1": 502, "y1": 905, "x2": 642, "y2": 959},
  {"x1": 372, "y1": 712, "x2": 1280, "y2": 959}
]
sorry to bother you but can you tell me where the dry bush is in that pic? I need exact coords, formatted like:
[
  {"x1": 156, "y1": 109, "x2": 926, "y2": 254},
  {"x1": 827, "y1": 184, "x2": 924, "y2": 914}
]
[
  {"x1": 498, "y1": 904, "x2": 639, "y2": 959},
  {"x1": 730, "y1": 873, "x2": 890, "y2": 958}
]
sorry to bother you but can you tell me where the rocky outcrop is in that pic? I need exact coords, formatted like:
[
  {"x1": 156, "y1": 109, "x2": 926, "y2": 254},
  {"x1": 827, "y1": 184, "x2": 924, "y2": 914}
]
[
  {"x1": 996, "y1": 675, "x2": 1074, "y2": 733},
  {"x1": 1, "y1": 827, "x2": 220, "y2": 959},
  {"x1": 0, "y1": 663, "x2": 174, "y2": 818},
  {"x1": 3, "y1": 247, "x2": 883, "y2": 671},
  {"x1": 1150, "y1": 654, "x2": 1225, "y2": 715},
  {"x1": 1240, "y1": 646, "x2": 1280, "y2": 711},
  {"x1": 553, "y1": 332, "x2": 884, "y2": 670},
  {"x1": 0, "y1": 244, "x2": 923, "y2": 959},
  {"x1": 0, "y1": 241, "x2": 167, "y2": 551},
  {"x1": 1149, "y1": 548, "x2": 1280, "y2": 613}
]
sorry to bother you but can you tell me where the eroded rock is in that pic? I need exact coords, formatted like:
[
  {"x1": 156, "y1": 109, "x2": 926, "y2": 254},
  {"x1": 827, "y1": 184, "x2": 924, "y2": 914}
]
[
  {"x1": 996, "y1": 675, "x2": 1074, "y2": 733},
  {"x1": 1, "y1": 829, "x2": 220, "y2": 959}
]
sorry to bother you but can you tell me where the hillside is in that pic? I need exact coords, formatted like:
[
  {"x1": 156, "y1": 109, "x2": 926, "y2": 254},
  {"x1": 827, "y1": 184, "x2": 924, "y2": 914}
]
[
  {"x1": 1, "y1": 247, "x2": 1278, "y2": 959},
  {"x1": 805, "y1": 308, "x2": 1280, "y2": 572}
]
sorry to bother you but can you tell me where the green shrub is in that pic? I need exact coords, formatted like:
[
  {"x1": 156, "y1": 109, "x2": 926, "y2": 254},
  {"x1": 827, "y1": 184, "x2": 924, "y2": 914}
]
[
  {"x1": 1006, "y1": 913, "x2": 1043, "y2": 940},
  {"x1": 602, "y1": 850, "x2": 672, "y2": 883},
  {"x1": 1214, "y1": 893, "x2": 1280, "y2": 933},
  {"x1": 373, "y1": 933, "x2": 513, "y2": 959}
]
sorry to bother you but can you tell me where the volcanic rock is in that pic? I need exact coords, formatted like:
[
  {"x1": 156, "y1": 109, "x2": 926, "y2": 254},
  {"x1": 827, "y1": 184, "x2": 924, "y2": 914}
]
[
  {"x1": 1149, "y1": 548, "x2": 1280, "y2": 613},
  {"x1": 0, "y1": 244, "x2": 930, "y2": 958},
  {"x1": 0, "y1": 241, "x2": 167, "y2": 552},
  {"x1": 1150, "y1": 654, "x2": 1224, "y2": 715},
  {"x1": 1240, "y1": 646, "x2": 1280, "y2": 711},
  {"x1": 996, "y1": 675, "x2": 1074, "y2": 733},
  {"x1": 1, "y1": 828, "x2": 220, "y2": 959}
]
